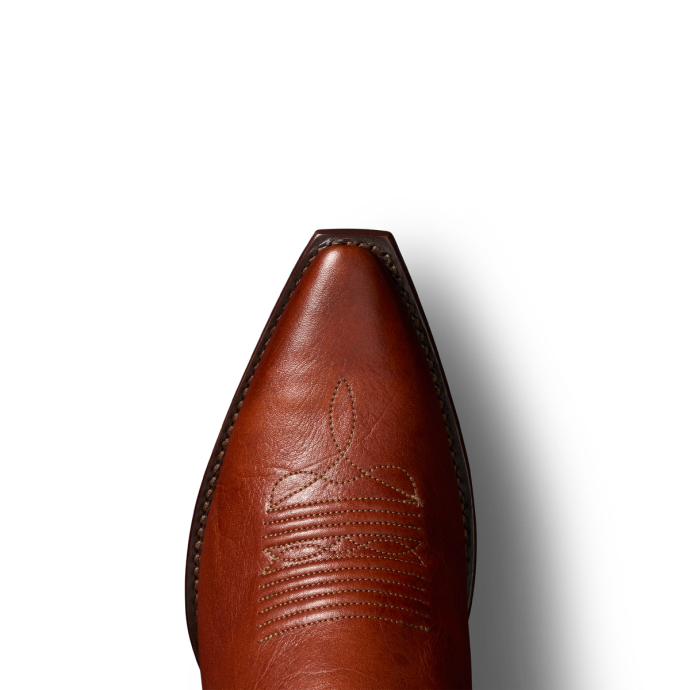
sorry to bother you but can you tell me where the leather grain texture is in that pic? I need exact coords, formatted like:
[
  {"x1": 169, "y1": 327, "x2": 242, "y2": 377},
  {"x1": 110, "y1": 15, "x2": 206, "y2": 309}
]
[{"x1": 196, "y1": 240, "x2": 472, "y2": 689}]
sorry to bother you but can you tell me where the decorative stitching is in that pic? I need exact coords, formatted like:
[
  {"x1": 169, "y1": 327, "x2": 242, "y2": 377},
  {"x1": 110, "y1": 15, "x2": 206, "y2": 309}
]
[
  {"x1": 264, "y1": 508, "x2": 422, "y2": 524},
  {"x1": 267, "y1": 377, "x2": 421, "y2": 510},
  {"x1": 346, "y1": 456, "x2": 421, "y2": 502},
  {"x1": 192, "y1": 238, "x2": 471, "y2": 623},
  {"x1": 258, "y1": 577, "x2": 427, "y2": 601},
  {"x1": 266, "y1": 496, "x2": 419, "y2": 512},
  {"x1": 255, "y1": 376, "x2": 432, "y2": 641},
  {"x1": 264, "y1": 377, "x2": 355, "y2": 510},
  {"x1": 258, "y1": 588, "x2": 430, "y2": 614},
  {"x1": 257, "y1": 600, "x2": 431, "y2": 629},
  {"x1": 263, "y1": 551, "x2": 425, "y2": 574},
  {"x1": 265, "y1": 533, "x2": 421, "y2": 547},
  {"x1": 262, "y1": 534, "x2": 425, "y2": 575},
  {"x1": 329, "y1": 377, "x2": 356, "y2": 454},
  {"x1": 263, "y1": 520, "x2": 423, "y2": 538},
  {"x1": 258, "y1": 615, "x2": 430, "y2": 643},
  {"x1": 258, "y1": 565, "x2": 428, "y2": 588}
]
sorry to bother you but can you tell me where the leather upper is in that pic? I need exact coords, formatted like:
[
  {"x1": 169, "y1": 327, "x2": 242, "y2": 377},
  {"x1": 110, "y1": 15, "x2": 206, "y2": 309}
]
[{"x1": 197, "y1": 245, "x2": 471, "y2": 689}]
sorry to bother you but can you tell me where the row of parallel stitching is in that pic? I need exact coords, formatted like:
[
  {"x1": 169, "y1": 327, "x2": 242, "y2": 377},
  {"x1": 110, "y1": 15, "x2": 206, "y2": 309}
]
[
  {"x1": 262, "y1": 533, "x2": 426, "y2": 574},
  {"x1": 257, "y1": 600, "x2": 432, "y2": 629},
  {"x1": 258, "y1": 587, "x2": 431, "y2": 614},
  {"x1": 191, "y1": 248, "x2": 323, "y2": 611},
  {"x1": 263, "y1": 507, "x2": 423, "y2": 524},
  {"x1": 258, "y1": 576, "x2": 428, "y2": 601},
  {"x1": 258, "y1": 565, "x2": 429, "y2": 589},
  {"x1": 266, "y1": 496, "x2": 421, "y2": 513},
  {"x1": 320, "y1": 238, "x2": 471, "y2": 561},
  {"x1": 258, "y1": 614, "x2": 430, "y2": 644},
  {"x1": 263, "y1": 520, "x2": 424, "y2": 539}
]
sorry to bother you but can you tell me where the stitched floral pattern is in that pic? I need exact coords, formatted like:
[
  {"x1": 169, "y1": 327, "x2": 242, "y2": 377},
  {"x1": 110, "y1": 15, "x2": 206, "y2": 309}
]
[
  {"x1": 268, "y1": 378, "x2": 422, "y2": 510},
  {"x1": 257, "y1": 378, "x2": 430, "y2": 642}
]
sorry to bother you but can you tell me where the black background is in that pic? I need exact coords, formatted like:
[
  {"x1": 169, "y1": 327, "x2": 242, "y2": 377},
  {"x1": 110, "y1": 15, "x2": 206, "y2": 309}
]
[{"x1": 138, "y1": 219, "x2": 578, "y2": 690}]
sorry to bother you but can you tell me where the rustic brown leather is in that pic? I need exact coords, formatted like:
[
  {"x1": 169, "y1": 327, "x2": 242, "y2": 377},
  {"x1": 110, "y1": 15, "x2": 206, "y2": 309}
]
[{"x1": 197, "y1": 243, "x2": 472, "y2": 689}]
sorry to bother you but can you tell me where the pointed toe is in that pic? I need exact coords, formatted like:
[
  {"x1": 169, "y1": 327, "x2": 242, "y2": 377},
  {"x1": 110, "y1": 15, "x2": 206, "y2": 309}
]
[{"x1": 187, "y1": 231, "x2": 475, "y2": 689}]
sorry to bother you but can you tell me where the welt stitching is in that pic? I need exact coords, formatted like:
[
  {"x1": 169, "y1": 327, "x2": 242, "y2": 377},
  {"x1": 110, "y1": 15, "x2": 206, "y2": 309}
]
[
  {"x1": 258, "y1": 565, "x2": 428, "y2": 588},
  {"x1": 258, "y1": 615, "x2": 430, "y2": 643},
  {"x1": 258, "y1": 588, "x2": 430, "y2": 614},
  {"x1": 264, "y1": 508, "x2": 422, "y2": 524},
  {"x1": 258, "y1": 577, "x2": 427, "y2": 600},
  {"x1": 263, "y1": 520, "x2": 423, "y2": 538},
  {"x1": 257, "y1": 600, "x2": 431, "y2": 629}
]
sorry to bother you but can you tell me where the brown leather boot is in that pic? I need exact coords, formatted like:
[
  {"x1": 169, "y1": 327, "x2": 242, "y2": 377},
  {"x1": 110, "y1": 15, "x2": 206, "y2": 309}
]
[{"x1": 186, "y1": 230, "x2": 476, "y2": 689}]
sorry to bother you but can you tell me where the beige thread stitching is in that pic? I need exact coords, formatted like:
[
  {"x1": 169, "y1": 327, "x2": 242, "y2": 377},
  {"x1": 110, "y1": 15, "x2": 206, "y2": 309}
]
[
  {"x1": 257, "y1": 600, "x2": 431, "y2": 629},
  {"x1": 345, "y1": 455, "x2": 421, "y2": 502},
  {"x1": 263, "y1": 553, "x2": 424, "y2": 574},
  {"x1": 328, "y1": 377, "x2": 356, "y2": 454},
  {"x1": 259, "y1": 565, "x2": 428, "y2": 588},
  {"x1": 264, "y1": 508, "x2": 422, "y2": 524},
  {"x1": 265, "y1": 533, "x2": 422, "y2": 547},
  {"x1": 266, "y1": 377, "x2": 355, "y2": 509},
  {"x1": 267, "y1": 377, "x2": 422, "y2": 510},
  {"x1": 258, "y1": 615, "x2": 430, "y2": 643},
  {"x1": 263, "y1": 520, "x2": 423, "y2": 538},
  {"x1": 267, "y1": 459, "x2": 421, "y2": 511},
  {"x1": 266, "y1": 496, "x2": 419, "y2": 512},
  {"x1": 258, "y1": 588, "x2": 430, "y2": 614},
  {"x1": 262, "y1": 534, "x2": 424, "y2": 574},
  {"x1": 258, "y1": 577, "x2": 427, "y2": 601},
  {"x1": 267, "y1": 465, "x2": 338, "y2": 510}
]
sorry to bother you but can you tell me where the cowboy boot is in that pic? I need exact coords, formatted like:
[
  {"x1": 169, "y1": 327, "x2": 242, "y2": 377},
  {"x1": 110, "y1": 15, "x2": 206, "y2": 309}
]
[{"x1": 186, "y1": 230, "x2": 476, "y2": 689}]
